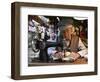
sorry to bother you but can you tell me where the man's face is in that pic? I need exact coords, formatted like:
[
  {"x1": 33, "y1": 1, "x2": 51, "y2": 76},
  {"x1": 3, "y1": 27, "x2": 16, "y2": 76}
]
[{"x1": 65, "y1": 25, "x2": 75, "y2": 34}]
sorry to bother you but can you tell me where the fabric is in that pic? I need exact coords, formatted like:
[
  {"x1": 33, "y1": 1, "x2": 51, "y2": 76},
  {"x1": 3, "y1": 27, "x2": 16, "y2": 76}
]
[{"x1": 70, "y1": 35, "x2": 79, "y2": 52}]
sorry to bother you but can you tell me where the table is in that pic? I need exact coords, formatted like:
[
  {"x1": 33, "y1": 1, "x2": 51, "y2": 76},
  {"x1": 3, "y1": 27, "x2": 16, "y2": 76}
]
[{"x1": 28, "y1": 58, "x2": 87, "y2": 66}]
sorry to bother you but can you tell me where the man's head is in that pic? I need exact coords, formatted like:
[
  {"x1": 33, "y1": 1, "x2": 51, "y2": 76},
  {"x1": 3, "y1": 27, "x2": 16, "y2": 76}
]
[
  {"x1": 63, "y1": 24, "x2": 75, "y2": 40},
  {"x1": 64, "y1": 24, "x2": 75, "y2": 34}
]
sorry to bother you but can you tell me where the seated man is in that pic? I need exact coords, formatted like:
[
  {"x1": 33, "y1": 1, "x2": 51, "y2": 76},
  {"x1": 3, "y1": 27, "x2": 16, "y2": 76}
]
[
  {"x1": 62, "y1": 23, "x2": 88, "y2": 61},
  {"x1": 47, "y1": 23, "x2": 88, "y2": 62}
]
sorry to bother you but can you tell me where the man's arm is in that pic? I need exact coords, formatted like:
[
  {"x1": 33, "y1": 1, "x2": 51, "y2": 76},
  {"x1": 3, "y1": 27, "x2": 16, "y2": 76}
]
[{"x1": 77, "y1": 38, "x2": 88, "y2": 59}]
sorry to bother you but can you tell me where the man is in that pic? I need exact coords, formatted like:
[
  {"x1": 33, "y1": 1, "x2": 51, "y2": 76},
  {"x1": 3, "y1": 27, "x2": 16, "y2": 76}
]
[
  {"x1": 46, "y1": 18, "x2": 88, "y2": 62},
  {"x1": 62, "y1": 23, "x2": 88, "y2": 61},
  {"x1": 48, "y1": 22, "x2": 87, "y2": 62}
]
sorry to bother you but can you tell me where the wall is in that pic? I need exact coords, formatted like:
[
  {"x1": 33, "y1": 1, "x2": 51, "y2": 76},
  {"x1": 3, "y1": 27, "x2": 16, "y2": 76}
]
[{"x1": 0, "y1": 0, "x2": 100, "y2": 82}]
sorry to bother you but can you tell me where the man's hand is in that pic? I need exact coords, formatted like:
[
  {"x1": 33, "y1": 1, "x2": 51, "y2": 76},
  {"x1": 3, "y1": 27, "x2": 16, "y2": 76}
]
[{"x1": 70, "y1": 52, "x2": 80, "y2": 61}]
